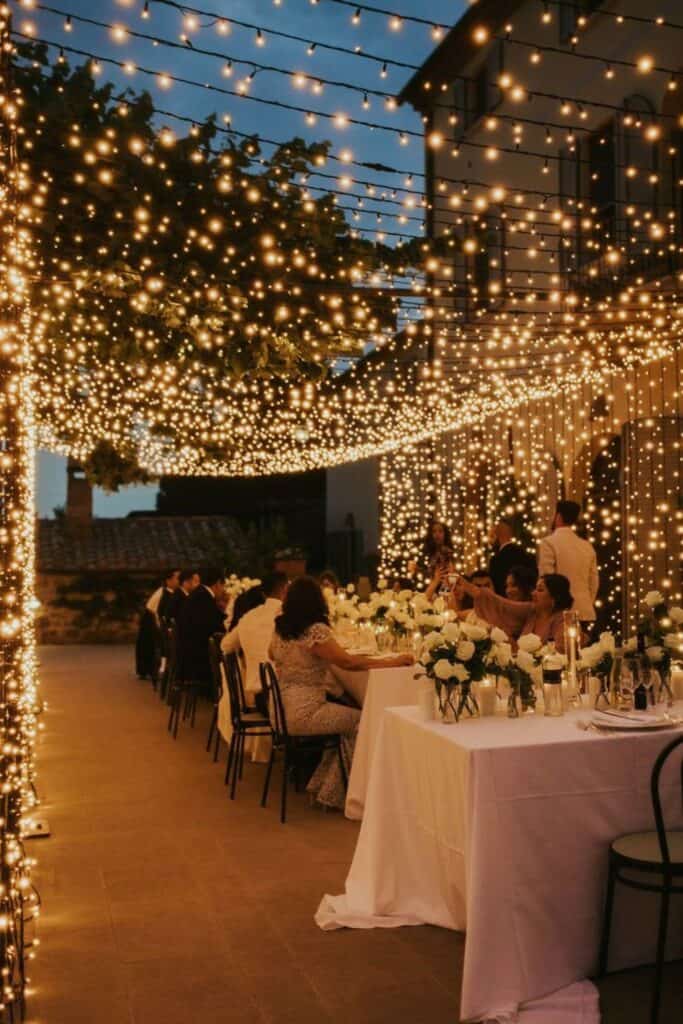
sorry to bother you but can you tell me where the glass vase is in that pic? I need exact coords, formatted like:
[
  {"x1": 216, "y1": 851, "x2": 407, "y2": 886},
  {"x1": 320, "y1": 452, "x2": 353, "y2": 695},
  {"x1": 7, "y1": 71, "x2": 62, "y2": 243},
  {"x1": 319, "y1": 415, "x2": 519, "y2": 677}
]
[
  {"x1": 456, "y1": 680, "x2": 479, "y2": 719},
  {"x1": 656, "y1": 667, "x2": 675, "y2": 707},
  {"x1": 438, "y1": 684, "x2": 458, "y2": 723},
  {"x1": 507, "y1": 683, "x2": 520, "y2": 718}
]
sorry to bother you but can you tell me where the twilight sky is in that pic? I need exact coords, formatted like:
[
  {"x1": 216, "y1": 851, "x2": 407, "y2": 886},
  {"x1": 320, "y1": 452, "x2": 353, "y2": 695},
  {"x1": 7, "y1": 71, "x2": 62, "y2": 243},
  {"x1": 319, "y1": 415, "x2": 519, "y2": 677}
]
[{"x1": 27, "y1": 0, "x2": 467, "y2": 516}]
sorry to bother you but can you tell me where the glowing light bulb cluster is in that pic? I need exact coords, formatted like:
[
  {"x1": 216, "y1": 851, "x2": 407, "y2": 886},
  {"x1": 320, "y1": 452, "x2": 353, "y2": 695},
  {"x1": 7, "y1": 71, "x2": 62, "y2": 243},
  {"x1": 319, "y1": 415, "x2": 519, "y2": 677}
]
[{"x1": 0, "y1": 7, "x2": 40, "y2": 1013}]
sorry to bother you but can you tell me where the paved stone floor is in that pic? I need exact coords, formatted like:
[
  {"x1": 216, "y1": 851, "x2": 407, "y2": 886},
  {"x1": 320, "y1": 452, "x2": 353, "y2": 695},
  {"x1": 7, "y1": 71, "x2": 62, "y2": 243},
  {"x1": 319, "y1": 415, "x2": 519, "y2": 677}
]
[{"x1": 26, "y1": 645, "x2": 681, "y2": 1023}]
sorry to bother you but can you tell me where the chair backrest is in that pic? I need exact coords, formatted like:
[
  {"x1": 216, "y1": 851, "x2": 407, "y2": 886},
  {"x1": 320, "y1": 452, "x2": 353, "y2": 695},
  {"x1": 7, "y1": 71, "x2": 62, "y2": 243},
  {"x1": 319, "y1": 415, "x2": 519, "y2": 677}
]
[
  {"x1": 651, "y1": 733, "x2": 683, "y2": 867},
  {"x1": 223, "y1": 652, "x2": 248, "y2": 729},
  {"x1": 259, "y1": 661, "x2": 288, "y2": 744},
  {"x1": 207, "y1": 634, "x2": 224, "y2": 704},
  {"x1": 165, "y1": 622, "x2": 178, "y2": 683}
]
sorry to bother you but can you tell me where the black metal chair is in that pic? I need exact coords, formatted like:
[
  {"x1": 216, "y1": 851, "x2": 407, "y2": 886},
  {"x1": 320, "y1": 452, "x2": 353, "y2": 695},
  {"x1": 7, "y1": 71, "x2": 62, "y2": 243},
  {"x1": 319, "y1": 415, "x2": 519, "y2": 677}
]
[
  {"x1": 598, "y1": 734, "x2": 683, "y2": 1023},
  {"x1": 157, "y1": 617, "x2": 173, "y2": 701},
  {"x1": 223, "y1": 652, "x2": 271, "y2": 800},
  {"x1": 166, "y1": 625, "x2": 204, "y2": 739},
  {"x1": 205, "y1": 634, "x2": 226, "y2": 762},
  {"x1": 259, "y1": 661, "x2": 347, "y2": 824}
]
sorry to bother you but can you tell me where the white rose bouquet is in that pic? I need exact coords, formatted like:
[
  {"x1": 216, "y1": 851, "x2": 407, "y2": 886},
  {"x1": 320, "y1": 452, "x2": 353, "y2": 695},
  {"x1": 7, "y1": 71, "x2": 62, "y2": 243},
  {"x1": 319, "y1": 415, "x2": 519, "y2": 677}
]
[
  {"x1": 636, "y1": 594, "x2": 681, "y2": 687},
  {"x1": 578, "y1": 631, "x2": 616, "y2": 681},
  {"x1": 416, "y1": 620, "x2": 494, "y2": 721},
  {"x1": 496, "y1": 636, "x2": 561, "y2": 713}
]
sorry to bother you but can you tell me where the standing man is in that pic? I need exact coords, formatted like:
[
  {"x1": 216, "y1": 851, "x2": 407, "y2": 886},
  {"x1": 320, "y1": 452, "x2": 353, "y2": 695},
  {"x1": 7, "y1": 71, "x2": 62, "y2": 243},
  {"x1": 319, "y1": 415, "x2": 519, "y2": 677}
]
[
  {"x1": 488, "y1": 518, "x2": 536, "y2": 596},
  {"x1": 538, "y1": 500, "x2": 598, "y2": 630},
  {"x1": 156, "y1": 569, "x2": 181, "y2": 621}
]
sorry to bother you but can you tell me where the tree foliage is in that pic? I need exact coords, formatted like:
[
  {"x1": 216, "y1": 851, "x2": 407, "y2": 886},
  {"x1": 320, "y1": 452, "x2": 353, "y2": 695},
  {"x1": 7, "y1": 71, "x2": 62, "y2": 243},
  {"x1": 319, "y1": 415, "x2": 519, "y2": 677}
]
[{"x1": 15, "y1": 43, "x2": 419, "y2": 486}]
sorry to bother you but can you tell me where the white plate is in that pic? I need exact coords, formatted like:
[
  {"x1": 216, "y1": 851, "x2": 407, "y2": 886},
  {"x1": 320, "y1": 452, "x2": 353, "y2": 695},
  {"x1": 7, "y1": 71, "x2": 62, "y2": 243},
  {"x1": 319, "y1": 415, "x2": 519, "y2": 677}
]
[{"x1": 591, "y1": 710, "x2": 676, "y2": 731}]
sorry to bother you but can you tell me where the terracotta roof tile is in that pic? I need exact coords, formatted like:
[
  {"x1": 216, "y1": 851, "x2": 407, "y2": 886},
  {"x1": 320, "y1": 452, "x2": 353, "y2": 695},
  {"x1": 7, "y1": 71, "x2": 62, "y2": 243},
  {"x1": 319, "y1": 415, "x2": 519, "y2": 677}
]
[{"x1": 38, "y1": 516, "x2": 239, "y2": 573}]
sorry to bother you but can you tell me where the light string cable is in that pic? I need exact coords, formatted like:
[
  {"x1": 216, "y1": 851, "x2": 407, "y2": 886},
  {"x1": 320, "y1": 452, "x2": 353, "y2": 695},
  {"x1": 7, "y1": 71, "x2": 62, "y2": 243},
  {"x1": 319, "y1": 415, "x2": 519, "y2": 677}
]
[{"x1": 14, "y1": 28, "x2": 683, "y2": 193}]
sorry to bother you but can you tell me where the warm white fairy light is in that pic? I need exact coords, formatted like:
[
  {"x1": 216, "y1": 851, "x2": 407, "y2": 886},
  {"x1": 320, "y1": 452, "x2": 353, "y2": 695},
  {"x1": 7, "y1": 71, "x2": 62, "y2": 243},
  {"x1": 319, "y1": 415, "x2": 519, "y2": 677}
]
[{"x1": 0, "y1": 7, "x2": 41, "y2": 1012}]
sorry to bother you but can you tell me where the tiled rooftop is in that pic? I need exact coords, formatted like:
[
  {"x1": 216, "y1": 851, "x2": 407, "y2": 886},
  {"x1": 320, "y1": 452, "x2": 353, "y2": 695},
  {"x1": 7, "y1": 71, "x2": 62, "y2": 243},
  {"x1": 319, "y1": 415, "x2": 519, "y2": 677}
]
[{"x1": 37, "y1": 516, "x2": 240, "y2": 573}]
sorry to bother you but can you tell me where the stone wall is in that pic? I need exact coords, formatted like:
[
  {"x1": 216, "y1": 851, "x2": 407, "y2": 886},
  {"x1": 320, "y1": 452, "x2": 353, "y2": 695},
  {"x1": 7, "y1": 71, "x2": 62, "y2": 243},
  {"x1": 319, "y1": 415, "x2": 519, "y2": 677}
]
[{"x1": 36, "y1": 572, "x2": 153, "y2": 645}]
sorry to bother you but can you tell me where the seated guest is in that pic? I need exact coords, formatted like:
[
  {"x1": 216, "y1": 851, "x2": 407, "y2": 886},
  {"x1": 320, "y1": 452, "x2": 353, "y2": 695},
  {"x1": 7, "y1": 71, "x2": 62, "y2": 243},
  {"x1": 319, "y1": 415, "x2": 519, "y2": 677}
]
[
  {"x1": 319, "y1": 570, "x2": 340, "y2": 592},
  {"x1": 222, "y1": 574, "x2": 287, "y2": 700},
  {"x1": 504, "y1": 564, "x2": 538, "y2": 603},
  {"x1": 177, "y1": 569, "x2": 226, "y2": 688},
  {"x1": 459, "y1": 573, "x2": 573, "y2": 651},
  {"x1": 168, "y1": 570, "x2": 200, "y2": 620},
  {"x1": 227, "y1": 583, "x2": 265, "y2": 632},
  {"x1": 470, "y1": 569, "x2": 494, "y2": 590},
  {"x1": 269, "y1": 576, "x2": 413, "y2": 810}
]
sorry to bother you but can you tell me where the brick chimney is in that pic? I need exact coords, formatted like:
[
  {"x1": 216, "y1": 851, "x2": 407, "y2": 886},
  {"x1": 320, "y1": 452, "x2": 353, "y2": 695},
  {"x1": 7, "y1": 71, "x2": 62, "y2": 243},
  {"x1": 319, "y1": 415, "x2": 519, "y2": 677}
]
[{"x1": 66, "y1": 458, "x2": 93, "y2": 524}]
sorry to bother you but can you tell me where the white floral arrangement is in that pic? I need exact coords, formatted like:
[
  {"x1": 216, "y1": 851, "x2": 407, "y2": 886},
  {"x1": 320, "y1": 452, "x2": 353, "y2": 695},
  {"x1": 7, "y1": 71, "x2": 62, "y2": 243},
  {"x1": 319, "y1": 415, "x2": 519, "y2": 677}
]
[
  {"x1": 224, "y1": 574, "x2": 262, "y2": 598},
  {"x1": 418, "y1": 620, "x2": 503, "y2": 687},
  {"x1": 622, "y1": 593, "x2": 683, "y2": 686},
  {"x1": 496, "y1": 634, "x2": 567, "y2": 709},
  {"x1": 578, "y1": 631, "x2": 616, "y2": 678}
]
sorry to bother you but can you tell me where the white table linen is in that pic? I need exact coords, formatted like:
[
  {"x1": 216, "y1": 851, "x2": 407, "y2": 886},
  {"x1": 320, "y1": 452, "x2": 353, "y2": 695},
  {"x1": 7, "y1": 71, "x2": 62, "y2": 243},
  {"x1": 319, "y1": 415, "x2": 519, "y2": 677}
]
[
  {"x1": 330, "y1": 663, "x2": 419, "y2": 820},
  {"x1": 317, "y1": 705, "x2": 683, "y2": 1022}
]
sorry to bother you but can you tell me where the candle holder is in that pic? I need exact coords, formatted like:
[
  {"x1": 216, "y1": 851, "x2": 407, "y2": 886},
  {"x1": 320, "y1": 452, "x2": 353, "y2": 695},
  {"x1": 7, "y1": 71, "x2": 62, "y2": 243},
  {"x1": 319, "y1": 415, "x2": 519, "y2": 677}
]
[{"x1": 563, "y1": 610, "x2": 582, "y2": 708}]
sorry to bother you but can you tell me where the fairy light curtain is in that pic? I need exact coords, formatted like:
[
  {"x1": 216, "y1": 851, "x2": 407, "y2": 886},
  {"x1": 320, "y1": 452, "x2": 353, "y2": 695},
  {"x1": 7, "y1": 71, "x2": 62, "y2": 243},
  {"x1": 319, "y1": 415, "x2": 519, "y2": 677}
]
[{"x1": 379, "y1": 352, "x2": 683, "y2": 637}]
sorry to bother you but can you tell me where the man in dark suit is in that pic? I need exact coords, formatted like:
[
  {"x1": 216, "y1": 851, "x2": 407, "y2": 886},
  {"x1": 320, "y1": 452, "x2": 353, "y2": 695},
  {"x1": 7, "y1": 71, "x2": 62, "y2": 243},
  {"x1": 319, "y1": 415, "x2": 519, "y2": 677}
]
[
  {"x1": 488, "y1": 518, "x2": 537, "y2": 597},
  {"x1": 177, "y1": 568, "x2": 226, "y2": 687},
  {"x1": 157, "y1": 569, "x2": 181, "y2": 621},
  {"x1": 169, "y1": 569, "x2": 201, "y2": 621}
]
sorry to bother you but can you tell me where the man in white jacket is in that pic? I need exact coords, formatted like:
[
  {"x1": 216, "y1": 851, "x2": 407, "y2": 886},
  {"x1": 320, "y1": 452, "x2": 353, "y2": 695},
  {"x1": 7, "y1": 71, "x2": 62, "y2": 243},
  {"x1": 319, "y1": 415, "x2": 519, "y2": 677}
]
[
  {"x1": 538, "y1": 500, "x2": 599, "y2": 628},
  {"x1": 221, "y1": 571, "x2": 289, "y2": 700}
]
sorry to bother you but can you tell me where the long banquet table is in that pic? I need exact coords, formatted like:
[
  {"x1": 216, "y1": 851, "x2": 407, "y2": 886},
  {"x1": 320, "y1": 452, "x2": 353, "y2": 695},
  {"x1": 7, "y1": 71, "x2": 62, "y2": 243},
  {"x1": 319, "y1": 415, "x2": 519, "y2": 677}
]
[
  {"x1": 317, "y1": 704, "x2": 683, "y2": 1022},
  {"x1": 330, "y1": 662, "x2": 419, "y2": 820}
]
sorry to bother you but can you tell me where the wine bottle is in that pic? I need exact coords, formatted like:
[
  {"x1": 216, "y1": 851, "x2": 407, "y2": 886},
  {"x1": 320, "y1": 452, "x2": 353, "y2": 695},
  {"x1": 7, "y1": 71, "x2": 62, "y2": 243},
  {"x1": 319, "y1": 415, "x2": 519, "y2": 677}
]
[{"x1": 634, "y1": 664, "x2": 648, "y2": 710}]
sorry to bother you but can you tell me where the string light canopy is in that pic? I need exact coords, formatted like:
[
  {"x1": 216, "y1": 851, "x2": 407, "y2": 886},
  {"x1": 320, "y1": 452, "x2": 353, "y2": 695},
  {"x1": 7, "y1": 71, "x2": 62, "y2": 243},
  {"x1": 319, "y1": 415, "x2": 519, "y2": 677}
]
[
  {"x1": 1, "y1": 1, "x2": 683, "y2": 1014},
  {"x1": 5, "y1": 0, "x2": 683, "y2": 490}
]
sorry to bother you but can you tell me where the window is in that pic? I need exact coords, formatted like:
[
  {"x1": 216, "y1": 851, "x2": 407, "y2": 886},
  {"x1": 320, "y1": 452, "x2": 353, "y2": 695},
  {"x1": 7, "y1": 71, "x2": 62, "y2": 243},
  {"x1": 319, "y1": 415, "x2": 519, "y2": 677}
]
[
  {"x1": 622, "y1": 95, "x2": 659, "y2": 262},
  {"x1": 576, "y1": 119, "x2": 616, "y2": 266},
  {"x1": 453, "y1": 41, "x2": 503, "y2": 140},
  {"x1": 558, "y1": 146, "x2": 578, "y2": 278}
]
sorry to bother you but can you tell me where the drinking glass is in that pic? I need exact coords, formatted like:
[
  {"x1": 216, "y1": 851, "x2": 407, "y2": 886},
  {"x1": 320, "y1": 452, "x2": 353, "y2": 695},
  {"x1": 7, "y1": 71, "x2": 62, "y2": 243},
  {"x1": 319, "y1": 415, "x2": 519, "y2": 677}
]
[
  {"x1": 542, "y1": 669, "x2": 563, "y2": 716},
  {"x1": 643, "y1": 666, "x2": 657, "y2": 706},
  {"x1": 619, "y1": 663, "x2": 635, "y2": 708}
]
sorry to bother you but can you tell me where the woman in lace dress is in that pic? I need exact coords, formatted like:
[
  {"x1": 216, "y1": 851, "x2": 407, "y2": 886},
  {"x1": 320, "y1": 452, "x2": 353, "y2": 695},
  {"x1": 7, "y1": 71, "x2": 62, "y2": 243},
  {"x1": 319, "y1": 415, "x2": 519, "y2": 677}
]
[{"x1": 270, "y1": 576, "x2": 414, "y2": 810}]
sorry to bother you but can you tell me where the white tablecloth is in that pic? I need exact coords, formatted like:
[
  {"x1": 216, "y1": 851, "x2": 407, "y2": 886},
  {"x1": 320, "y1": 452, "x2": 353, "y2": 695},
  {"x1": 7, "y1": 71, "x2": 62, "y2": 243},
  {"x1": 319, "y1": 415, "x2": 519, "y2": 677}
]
[
  {"x1": 317, "y1": 705, "x2": 683, "y2": 1022},
  {"x1": 330, "y1": 663, "x2": 419, "y2": 820}
]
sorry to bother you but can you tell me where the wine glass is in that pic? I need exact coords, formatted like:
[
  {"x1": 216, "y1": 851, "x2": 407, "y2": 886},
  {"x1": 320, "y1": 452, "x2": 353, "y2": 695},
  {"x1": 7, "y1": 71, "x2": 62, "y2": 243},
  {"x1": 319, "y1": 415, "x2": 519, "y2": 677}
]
[{"x1": 619, "y1": 663, "x2": 635, "y2": 708}]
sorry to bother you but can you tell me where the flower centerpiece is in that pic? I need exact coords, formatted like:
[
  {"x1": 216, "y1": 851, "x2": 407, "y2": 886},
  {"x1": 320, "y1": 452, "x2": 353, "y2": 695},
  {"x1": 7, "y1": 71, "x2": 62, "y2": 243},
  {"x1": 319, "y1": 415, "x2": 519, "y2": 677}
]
[
  {"x1": 385, "y1": 596, "x2": 416, "y2": 649},
  {"x1": 633, "y1": 591, "x2": 683, "y2": 704},
  {"x1": 327, "y1": 586, "x2": 362, "y2": 645},
  {"x1": 498, "y1": 634, "x2": 546, "y2": 717},
  {"x1": 417, "y1": 620, "x2": 499, "y2": 722},
  {"x1": 578, "y1": 631, "x2": 617, "y2": 707}
]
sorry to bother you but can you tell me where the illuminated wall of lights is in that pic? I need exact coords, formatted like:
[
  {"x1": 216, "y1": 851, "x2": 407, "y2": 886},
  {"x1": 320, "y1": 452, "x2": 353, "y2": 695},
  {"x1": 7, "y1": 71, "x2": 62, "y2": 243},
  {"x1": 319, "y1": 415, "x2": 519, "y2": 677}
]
[
  {"x1": 0, "y1": 6, "x2": 40, "y2": 1014},
  {"x1": 379, "y1": 351, "x2": 683, "y2": 637}
]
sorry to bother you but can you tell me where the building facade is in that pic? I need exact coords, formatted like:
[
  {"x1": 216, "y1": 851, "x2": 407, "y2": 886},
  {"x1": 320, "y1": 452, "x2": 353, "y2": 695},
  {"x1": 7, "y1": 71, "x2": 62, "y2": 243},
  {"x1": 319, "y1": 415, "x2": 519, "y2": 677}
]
[{"x1": 330, "y1": 0, "x2": 683, "y2": 633}]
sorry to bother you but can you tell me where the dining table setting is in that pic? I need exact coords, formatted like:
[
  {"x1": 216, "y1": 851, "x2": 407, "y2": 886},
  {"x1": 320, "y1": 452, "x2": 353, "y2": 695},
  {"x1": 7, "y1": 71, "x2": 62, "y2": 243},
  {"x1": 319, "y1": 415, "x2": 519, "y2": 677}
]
[
  {"x1": 316, "y1": 695, "x2": 683, "y2": 1022},
  {"x1": 319, "y1": 592, "x2": 683, "y2": 1024}
]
